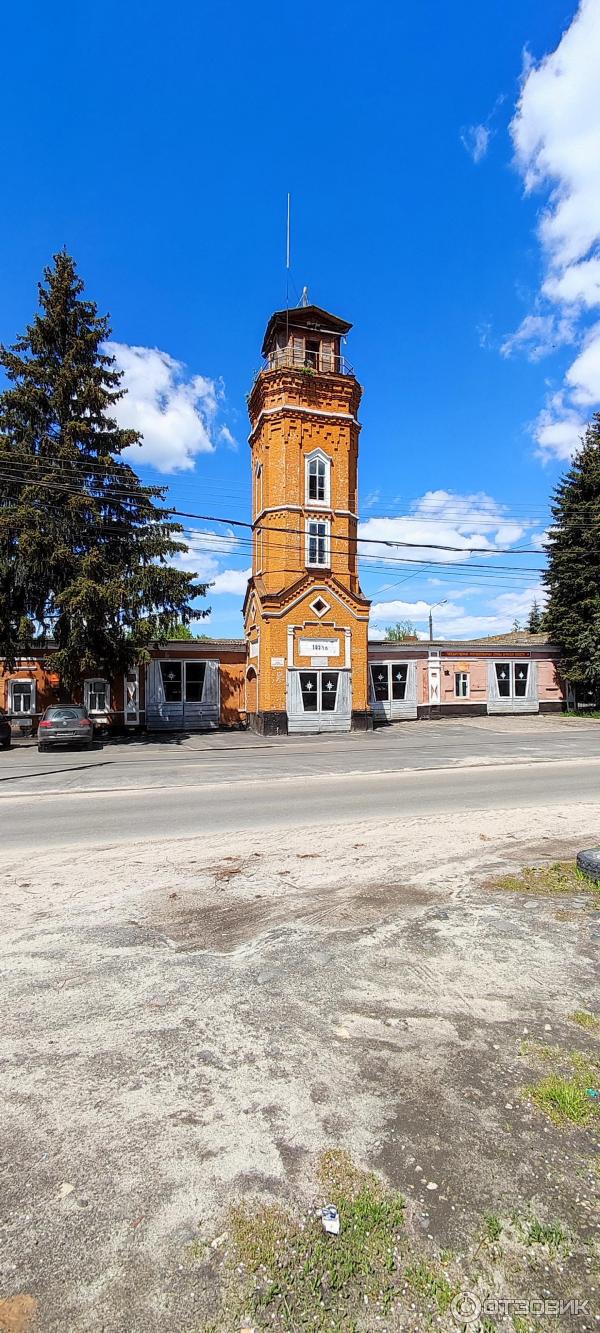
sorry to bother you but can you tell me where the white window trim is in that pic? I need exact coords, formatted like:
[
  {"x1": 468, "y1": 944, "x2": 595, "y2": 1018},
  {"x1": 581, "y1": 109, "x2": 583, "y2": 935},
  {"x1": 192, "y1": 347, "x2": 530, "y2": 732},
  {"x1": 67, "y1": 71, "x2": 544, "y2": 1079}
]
[
  {"x1": 309, "y1": 596, "x2": 331, "y2": 618},
  {"x1": 84, "y1": 678, "x2": 110, "y2": 713},
  {"x1": 9, "y1": 677, "x2": 36, "y2": 715},
  {"x1": 455, "y1": 671, "x2": 470, "y2": 699},
  {"x1": 184, "y1": 659, "x2": 208, "y2": 705},
  {"x1": 494, "y1": 661, "x2": 529, "y2": 699},
  {"x1": 255, "y1": 461, "x2": 263, "y2": 515},
  {"x1": 304, "y1": 448, "x2": 331, "y2": 509},
  {"x1": 306, "y1": 518, "x2": 330, "y2": 569}
]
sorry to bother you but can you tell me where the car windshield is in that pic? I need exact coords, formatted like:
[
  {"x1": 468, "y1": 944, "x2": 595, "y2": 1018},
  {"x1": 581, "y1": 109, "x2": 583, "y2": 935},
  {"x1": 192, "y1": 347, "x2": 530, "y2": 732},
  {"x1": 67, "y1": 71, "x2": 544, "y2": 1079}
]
[{"x1": 45, "y1": 707, "x2": 86, "y2": 720}]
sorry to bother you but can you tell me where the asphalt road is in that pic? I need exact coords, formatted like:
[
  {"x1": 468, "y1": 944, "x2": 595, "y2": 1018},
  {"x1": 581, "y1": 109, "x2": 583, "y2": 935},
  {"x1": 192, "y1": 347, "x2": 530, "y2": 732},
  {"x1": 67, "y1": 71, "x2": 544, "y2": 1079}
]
[{"x1": 1, "y1": 753, "x2": 599, "y2": 852}]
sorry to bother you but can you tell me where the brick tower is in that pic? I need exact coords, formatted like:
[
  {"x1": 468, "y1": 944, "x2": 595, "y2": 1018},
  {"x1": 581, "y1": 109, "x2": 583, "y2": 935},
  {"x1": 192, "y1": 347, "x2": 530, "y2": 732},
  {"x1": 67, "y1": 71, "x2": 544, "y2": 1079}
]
[{"x1": 243, "y1": 304, "x2": 371, "y2": 734}]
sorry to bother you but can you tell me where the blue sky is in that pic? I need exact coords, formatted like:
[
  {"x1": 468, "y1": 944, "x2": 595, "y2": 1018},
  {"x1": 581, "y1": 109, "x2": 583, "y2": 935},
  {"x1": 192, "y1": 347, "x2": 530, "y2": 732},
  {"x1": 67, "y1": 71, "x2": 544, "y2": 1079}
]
[{"x1": 2, "y1": 0, "x2": 599, "y2": 638}]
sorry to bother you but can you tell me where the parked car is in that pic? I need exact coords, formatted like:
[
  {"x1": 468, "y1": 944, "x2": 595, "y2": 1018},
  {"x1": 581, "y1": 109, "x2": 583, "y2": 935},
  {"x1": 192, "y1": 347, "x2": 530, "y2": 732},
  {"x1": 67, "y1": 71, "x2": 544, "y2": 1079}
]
[
  {"x1": 37, "y1": 706, "x2": 95, "y2": 752},
  {"x1": 0, "y1": 708, "x2": 11, "y2": 750}
]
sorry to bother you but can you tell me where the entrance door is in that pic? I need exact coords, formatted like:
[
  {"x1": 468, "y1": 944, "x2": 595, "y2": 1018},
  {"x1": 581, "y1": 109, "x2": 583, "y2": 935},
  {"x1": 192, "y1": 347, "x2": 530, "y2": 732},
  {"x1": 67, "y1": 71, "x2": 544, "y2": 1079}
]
[
  {"x1": 287, "y1": 669, "x2": 351, "y2": 733},
  {"x1": 146, "y1": 659, "x2": 220, "y2": 730}
]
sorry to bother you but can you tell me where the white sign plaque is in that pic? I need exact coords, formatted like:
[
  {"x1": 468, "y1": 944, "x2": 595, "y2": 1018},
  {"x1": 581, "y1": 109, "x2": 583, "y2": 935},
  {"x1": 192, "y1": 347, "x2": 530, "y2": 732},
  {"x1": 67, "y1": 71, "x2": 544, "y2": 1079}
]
[
  {"x1": 271, "y1": 656, "x2": 284, "y2": 667},
  {"x1": 299, "y1": 638, "x2": 339, "y2": 657}
]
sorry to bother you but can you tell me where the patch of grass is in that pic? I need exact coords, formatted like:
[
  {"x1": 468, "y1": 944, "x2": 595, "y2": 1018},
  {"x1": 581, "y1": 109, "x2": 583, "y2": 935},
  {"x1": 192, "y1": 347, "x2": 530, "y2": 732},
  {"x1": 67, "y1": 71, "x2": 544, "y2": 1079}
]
[
  {"x1": 484, "y1": 1213, "x2": 503, "y2": 1242},
  {"x1": 404, "y1": 1258, "x2": 457, "y2": 1313},
  {"x1": 562, "y1": 709, "x2": 600, "y2": 719},
  {"x1": 527, "y1": 1217, "x2": 567, "y2": 1250},
  {"x1": 224, "y1": 1150, "x2": 406, "y2": 1329},
  {"x1": 527, "y1": 1074, "x2": 595, "y2": 1125},
  {"x1": 521, "y1": 1042, "x2": 599, "y2": 1127},
  {"x1": 488, "y1": 860, "x2": 599, "y2": 899},
  {"x1": 569, "y1": 1008, "x2": 600, "y2": 1029}
]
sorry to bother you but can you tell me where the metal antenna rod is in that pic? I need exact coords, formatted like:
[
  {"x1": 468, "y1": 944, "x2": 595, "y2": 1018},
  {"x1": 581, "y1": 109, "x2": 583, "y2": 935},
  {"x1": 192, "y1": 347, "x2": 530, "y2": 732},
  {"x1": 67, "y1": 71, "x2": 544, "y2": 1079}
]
[{"x1": 285, "y1": 193, "x2": 290, "y2": 345}]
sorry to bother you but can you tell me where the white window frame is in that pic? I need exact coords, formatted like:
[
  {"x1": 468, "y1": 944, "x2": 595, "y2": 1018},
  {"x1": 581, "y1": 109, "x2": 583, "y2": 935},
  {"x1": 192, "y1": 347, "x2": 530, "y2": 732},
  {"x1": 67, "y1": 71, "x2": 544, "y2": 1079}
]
[
  {"x1": 494, "y1": 661, "x2": 530, "y2": 700},
  {"x1": 305, "y1": 449, "x2": 331, "y2": 509},
  {"x1": 306, "y1": 518, "x2": 330, "y2": 569},
  {"x1": 9, "y1": 677, "x2": 36, "y2": 715},
  {"x1": 455, "y1": 671, "x2": 470, "y2": 699},
  {"x1": 84, "y1": 678, "x2": 110, "y2": 713},
  {"x1": 370, "y1": 662, "x2": 410, "y2": 703}
]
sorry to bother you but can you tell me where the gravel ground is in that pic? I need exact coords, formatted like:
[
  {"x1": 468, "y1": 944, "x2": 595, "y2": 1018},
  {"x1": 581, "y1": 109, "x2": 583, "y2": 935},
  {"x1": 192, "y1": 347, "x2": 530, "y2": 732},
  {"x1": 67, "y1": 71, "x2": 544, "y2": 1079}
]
[{"x1": 1, "y1": 797, "x2": 599, "y2": 1330}]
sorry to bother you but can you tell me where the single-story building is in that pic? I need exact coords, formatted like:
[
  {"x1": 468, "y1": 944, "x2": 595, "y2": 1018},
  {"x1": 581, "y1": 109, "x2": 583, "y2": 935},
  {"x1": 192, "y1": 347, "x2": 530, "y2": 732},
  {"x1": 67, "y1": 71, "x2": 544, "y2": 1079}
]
[{"x1": 0, "y1": 631, "x2": 565, "y2": 736}]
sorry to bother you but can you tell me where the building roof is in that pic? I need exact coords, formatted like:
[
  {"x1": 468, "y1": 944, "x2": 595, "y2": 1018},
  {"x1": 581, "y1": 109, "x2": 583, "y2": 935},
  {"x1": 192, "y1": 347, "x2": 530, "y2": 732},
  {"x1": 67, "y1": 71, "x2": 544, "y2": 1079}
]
[
  {"x1": 465, "y1": 631, "x2": 551, "y2": 646},
  {"x1": 261, "y1": 304, "x2": 352, "y2": 357},
  {"x1": 368, "y1": 633, "x2": 555, "y2": 652},
  {"x1": 161, "y1": 637, "x2": 246, "y2": 650}
]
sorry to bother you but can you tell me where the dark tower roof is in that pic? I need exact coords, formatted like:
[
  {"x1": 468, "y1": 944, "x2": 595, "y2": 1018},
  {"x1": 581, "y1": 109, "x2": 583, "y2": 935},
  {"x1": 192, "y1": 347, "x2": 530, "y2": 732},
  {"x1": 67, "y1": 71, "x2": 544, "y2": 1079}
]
[{"x1": 261, "y1": 304, "x2": 352, "y2": 357}]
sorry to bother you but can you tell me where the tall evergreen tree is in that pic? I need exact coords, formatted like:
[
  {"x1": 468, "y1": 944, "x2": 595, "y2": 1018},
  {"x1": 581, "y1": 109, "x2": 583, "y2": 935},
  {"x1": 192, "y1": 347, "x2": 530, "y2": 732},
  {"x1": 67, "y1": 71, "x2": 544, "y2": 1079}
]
[
  {"x1": 0, "y1": 252, "x2": 207, "y2": 688},
  {"x1": 544, "y1": 413, "x2": 600, "y2": 689},
  {"x1": 527, "y1": 598, "x2": 544, "y2": 633}
]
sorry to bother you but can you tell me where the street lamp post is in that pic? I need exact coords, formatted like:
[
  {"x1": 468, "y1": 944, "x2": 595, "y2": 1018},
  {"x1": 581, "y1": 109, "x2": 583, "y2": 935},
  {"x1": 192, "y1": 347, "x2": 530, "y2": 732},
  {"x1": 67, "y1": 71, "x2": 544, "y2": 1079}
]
[{"x1": 428, "y1": 599, "x2": 448, "y2": 641}]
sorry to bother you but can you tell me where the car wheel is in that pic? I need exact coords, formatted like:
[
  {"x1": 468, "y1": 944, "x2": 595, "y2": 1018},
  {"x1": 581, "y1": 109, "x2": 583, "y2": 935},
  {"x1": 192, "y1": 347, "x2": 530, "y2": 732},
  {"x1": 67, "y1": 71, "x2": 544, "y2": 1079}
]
[
  {"x1": 1, "y1": 740, "x2": 10, "y2": 751},
  {"x1": 38, "y1": 744, "x2": 47, "y2": 753}
]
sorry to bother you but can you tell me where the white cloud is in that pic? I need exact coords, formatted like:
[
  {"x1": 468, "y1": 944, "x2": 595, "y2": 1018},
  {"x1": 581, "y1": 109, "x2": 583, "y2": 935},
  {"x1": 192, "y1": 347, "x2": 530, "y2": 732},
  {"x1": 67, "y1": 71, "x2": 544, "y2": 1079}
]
[
  {"x1": 534, "y1": 396, "x2": 588, "y2": 462},
  {"x1": 566, "y1": 323, "x2": 600, "y2": 403},
  {"x1": 507, "y1": 0, "x2": 600, "y2": 460},
  {"x1": 369, "y1": 585, "x2": 547, "y2": 640},
  {"x1": 209, "y1": 566, "x2": 252, "y2": 596},
  {"x1": 218, "y1": 424, "x2": 238, "y2": 449},
  {"x1": 106, "y1": 342, "x2": 226, "y2": 473},
  {"x1": 543, "y1": 256, "x2": 600, "y2": 307},
  {"x1": 500, "y1": 311, "x2": 576, "y2": 361},
  {"x1": 358, "y1": 490, "x2": 527, "y2": 565},
  {"x1": 169, "y1": 528, "x2": 240, "y2": 584},
  {"x1": 511, "y1": 0, "x2": 600, "y2": 269},
  {"x1": 461, "y1": 124, "x2": 491, "y2": 164}
]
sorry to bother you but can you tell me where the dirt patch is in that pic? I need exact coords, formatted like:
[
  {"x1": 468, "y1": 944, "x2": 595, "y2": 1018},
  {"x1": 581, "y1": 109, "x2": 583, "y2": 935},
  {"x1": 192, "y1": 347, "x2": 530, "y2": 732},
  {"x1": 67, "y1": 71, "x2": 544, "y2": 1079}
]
[
  {"x1": 2, "y1": 804, "x2": 600, "y2": 1330},
  {"x1": 0, "y1": 1297, "x2": 38, "y2": 1333}
]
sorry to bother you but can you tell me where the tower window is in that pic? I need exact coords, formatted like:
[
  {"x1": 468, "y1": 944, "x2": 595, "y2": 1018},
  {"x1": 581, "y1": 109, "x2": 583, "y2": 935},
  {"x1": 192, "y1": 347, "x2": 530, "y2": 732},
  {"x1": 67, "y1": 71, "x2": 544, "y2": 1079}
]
[
  {"x1": 308, "y1": 456, "x2": 326, "y2": 502},
  {"x1": 305, "y1": 450, "x2": 330, "y2": 507},
  {"x1": 306, "y1": 520, "x2": 329, "y2": 568},
  {"x1": 305, "y1": 338, "x2": 320, "y2": 369}
]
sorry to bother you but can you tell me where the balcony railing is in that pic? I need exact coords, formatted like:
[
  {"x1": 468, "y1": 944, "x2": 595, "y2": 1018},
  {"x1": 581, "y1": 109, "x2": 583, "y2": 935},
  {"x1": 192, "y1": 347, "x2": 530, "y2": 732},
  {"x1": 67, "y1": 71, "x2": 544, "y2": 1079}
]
[{"x1": 258, "y1": 348, "x2": 355, "y2": 378}]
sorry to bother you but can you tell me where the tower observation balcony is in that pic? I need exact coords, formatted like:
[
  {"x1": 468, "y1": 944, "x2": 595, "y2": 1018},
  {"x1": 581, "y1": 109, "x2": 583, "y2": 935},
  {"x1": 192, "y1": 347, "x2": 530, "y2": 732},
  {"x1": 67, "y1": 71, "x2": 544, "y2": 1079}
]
[{"x1": 259, "y1": 345, "x2": 354, "y2": 377}]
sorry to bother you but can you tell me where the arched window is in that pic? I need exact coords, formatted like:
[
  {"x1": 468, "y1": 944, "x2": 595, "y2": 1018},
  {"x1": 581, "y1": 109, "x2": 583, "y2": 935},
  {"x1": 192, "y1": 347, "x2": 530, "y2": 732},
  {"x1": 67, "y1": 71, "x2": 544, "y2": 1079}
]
[{"x1": 305, "y1": 450, "x2": 330, "y2": 507}]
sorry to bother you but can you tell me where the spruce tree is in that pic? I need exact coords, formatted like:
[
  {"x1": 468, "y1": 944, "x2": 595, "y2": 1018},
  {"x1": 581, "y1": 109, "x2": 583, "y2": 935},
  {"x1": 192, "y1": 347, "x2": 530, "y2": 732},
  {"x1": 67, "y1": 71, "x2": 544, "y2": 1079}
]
[
  {"x1": 544, "y1": 413, "x2": 600, "y2": 690},
  {"x1": 0, "y1": 251, "x2": 208, "y2": 688},
  {"x1": 527, "y1": 598, "x2": 543, "y2": 633}
]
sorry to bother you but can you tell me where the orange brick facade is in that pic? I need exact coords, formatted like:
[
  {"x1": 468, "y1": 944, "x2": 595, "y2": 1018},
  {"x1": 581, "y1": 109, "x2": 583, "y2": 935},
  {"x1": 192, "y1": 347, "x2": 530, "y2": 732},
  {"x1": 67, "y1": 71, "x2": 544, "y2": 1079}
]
[{"x1": 243, "y1": 305, "x2": 371, "y2": 733}]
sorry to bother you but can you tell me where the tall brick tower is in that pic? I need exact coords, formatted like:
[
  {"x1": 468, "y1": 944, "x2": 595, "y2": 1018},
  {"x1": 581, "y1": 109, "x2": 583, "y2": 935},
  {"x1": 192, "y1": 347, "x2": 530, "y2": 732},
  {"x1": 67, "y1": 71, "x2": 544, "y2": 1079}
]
[{"x1": 243, "y1": 304, "x2": 371, "y2": 734}]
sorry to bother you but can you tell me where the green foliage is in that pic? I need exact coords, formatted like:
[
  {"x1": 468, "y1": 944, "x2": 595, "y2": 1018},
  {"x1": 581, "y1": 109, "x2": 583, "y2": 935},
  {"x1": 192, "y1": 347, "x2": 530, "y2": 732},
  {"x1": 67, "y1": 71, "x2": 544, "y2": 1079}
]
[
  {"x1": 527, "y1": 597, "x2": 545, "y2": 633},
  {"x1": 404, "y1": 1259, "x2": 457, "y2": 1313},
  {"x1": 166, "y1": 621, "x2": 203, "y2": 640},
  {"x1": 544, "y1": 413, "x2": 600, "y2": 688},
  {"x1": 0, "y1": 252, "x2": 208, "y2": 687},
  {"x1": 384, "y1": 619, "x2": 417, "y2": 641},
  {"x1": 520, "y1": 1039, "x2": 599, "y2": 1127},
  {"x1": 484, "y1": 1213, "x2": 502, "y2": 1242},
  {"x1": 569, "y1": 1009, "x2": 600, "y2": 1029},
  {"x1": 222, "y1": 1150, "x2": 405, "y2": 1329},
  {"x1": 489, "y1": 860, "x2": 599, "y2": 900}
]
